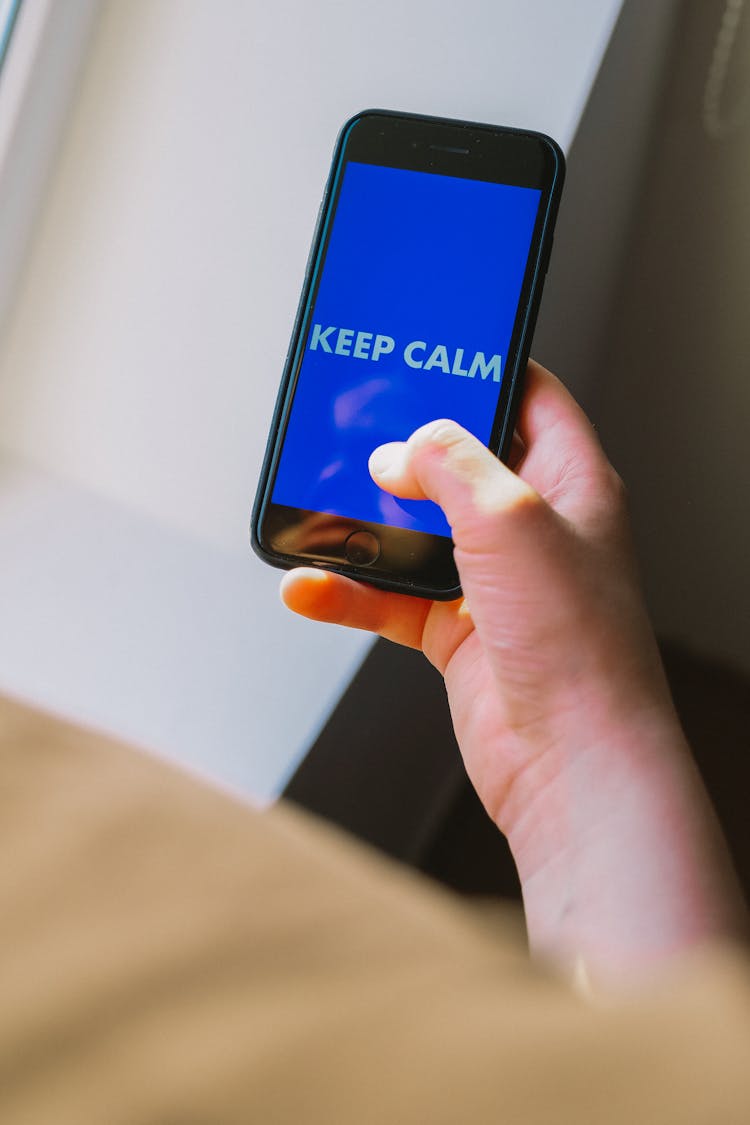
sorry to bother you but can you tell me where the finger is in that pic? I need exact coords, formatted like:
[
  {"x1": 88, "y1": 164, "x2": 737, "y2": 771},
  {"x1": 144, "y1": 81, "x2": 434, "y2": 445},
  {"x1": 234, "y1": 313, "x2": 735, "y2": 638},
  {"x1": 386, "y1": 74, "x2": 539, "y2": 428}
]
[
  {"x1": 280, "y1": 567, "x2": 431, "y2": 649},
  {"x1": 281, "y1": 568, "x2": 474, "y2": 671},
  {"x1": 368, "y1": 441, "x2": 429, "y2": 500},
  {"x1": 514, "y1": 361, "x2": 627, "y2": 530},
  {"x1": 369, "y1": 418, "x2": 537, "y2": 548},
  {"x1": 368, "y1": 364, "x2": 605, "y2": 511},
  {"x1": 516, "y1": 361, "x2": 609, "y2": 482}
]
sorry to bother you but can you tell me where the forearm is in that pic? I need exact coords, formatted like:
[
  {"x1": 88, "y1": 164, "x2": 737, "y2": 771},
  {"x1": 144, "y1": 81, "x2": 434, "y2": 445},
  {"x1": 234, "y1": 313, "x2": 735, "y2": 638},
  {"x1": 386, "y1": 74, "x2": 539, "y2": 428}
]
[{"x1": 501, "y1": 710, "x2": 747, "y2": 987}]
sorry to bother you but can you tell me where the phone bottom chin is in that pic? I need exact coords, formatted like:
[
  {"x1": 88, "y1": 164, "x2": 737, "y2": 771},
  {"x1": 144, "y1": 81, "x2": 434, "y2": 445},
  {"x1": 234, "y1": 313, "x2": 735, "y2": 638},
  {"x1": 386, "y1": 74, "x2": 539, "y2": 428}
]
[{"x1": 256, "y1": 503, "x2": 458, "y2": 599}]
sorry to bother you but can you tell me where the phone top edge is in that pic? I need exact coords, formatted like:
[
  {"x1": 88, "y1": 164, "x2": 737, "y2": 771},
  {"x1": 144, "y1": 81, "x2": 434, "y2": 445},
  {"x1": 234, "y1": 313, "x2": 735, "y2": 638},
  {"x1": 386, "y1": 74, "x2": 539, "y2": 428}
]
[
  {"x1": 335, "y1": 110, "x2": 565, "y2": 223},
  {"x1": 339, "y1": 108, "x2": 566, "y2": 163}
]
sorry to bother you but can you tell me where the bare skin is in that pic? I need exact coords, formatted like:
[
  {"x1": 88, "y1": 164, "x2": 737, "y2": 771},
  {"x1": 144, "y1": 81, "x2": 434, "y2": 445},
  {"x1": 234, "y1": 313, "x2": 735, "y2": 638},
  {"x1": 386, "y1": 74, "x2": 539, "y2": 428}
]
[{"x1": 281, "y1": 361, "x2": 746, "y2": 987}]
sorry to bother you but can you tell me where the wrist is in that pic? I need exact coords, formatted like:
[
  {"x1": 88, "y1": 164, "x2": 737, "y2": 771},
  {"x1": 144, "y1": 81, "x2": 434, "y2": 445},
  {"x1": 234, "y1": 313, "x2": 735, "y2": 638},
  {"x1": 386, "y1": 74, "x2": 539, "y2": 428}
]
[{"x1": 499, "y1": 704, "x2": 746, "y2": 983}]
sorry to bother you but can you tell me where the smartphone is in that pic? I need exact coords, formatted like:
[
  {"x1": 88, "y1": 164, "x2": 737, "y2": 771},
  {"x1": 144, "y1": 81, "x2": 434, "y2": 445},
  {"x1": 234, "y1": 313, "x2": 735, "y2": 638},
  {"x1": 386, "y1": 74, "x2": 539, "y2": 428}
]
[{"x1": 252, "y1": 109, "x2": 564, "y2": 600}]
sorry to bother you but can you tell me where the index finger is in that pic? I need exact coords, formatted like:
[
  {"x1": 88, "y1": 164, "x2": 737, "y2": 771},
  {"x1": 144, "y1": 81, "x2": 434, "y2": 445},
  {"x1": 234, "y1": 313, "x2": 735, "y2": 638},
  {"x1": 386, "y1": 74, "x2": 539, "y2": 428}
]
[
  {"x1": 279, "y1": 568, "x2": 474, "y2": 673},
  {"x1": 514, "y1": 362, "x2": 610, "y2": 489}
]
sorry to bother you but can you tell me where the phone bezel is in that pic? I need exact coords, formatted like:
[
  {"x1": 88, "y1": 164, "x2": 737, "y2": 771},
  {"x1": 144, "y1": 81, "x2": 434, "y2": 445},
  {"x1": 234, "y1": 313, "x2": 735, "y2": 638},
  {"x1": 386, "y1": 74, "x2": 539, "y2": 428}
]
[{"x1": 252, "y1": 109, "x2": 564, "y2": 601}]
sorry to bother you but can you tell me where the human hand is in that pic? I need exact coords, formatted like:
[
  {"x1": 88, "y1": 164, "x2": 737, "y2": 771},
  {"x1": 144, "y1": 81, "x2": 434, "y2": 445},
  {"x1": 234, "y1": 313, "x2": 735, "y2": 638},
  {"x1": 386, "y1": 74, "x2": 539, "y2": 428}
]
[{"x1": 281, "y1": 361, "x2": 745, "y2": 984}]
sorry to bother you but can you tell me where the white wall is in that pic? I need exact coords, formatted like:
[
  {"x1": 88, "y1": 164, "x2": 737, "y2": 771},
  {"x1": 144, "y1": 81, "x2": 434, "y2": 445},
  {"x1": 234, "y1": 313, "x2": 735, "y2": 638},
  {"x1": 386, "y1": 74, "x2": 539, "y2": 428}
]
[
  {"x1": 0, "y1": 0, "x2": 99, "y2": 340},
  {"x1": 0, "y1": 0, "x2": 622, "y2": 550},
  {"x1": 5, "y1": 0, "x2": 682, "y2": 800}
]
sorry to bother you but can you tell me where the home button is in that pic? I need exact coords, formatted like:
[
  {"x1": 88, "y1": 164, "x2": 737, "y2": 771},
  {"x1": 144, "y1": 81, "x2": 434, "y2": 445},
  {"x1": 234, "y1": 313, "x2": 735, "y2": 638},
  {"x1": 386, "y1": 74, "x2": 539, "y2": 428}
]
[{"x1": 344, "y1": 530, "x2": 381, "y2": 566}]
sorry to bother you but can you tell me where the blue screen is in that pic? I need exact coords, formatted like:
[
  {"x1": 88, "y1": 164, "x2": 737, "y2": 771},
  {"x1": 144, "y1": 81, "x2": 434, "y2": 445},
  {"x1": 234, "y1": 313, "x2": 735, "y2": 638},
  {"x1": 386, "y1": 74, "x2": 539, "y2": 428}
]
[{"x1": 272, "y1": 161, "x2": 541, "y2": 538}]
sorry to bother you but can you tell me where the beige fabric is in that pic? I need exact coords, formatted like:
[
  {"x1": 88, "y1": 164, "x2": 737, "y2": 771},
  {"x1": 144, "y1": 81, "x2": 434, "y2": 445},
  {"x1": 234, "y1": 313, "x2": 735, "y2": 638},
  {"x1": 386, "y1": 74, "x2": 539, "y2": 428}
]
[{"x1": 0, "y1": 693, "x2": 748, "y2": 1124}]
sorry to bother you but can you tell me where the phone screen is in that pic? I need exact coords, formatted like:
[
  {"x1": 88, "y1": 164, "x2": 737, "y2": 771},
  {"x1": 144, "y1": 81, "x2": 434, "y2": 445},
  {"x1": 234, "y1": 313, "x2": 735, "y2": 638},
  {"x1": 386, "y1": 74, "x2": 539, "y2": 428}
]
[
  {"x1": 271, "y1": 160, "x2": 541, "y2": 539},
  {"x1": 254, "y1": 111, "x2": 563, "y2": 598}
]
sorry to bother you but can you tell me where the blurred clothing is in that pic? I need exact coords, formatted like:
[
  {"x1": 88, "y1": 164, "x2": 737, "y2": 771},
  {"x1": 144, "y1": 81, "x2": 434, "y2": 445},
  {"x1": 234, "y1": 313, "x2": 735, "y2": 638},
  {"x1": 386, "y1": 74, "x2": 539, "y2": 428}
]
[{"x1": 0, "y1": 694, "x2": 748, "y2": 1123}]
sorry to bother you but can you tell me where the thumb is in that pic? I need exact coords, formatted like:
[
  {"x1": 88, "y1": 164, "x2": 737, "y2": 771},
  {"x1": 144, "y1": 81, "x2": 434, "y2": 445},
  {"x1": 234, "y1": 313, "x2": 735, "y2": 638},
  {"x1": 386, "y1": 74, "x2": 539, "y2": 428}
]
[{"x1": 369, "y1": 419, "x2": 547, "y2": 552}]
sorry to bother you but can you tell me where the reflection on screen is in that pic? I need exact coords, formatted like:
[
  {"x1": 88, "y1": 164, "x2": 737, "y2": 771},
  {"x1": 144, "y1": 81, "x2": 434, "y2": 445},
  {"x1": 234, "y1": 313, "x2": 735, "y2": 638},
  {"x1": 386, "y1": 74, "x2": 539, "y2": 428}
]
[{"x1": 272, "y1": 161, "x2": 540, "y2": 538}]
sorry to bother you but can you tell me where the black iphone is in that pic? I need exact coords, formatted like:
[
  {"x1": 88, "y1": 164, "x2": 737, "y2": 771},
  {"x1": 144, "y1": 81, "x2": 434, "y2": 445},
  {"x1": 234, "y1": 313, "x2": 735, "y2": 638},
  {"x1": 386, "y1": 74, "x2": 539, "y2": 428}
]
[{"x1": 252, "y1": 109, "x2": 564, "y2": 600}]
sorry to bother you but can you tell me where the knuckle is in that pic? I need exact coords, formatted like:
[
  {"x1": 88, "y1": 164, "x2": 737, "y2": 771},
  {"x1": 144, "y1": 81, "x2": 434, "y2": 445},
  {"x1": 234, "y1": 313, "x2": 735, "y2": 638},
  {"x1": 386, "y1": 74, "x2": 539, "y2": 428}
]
[
  {"x1": 412, "y1": 418, "x2": 466, "y2": 451},
  {"x1": 459, "y1": 468, "x2": 548, "y2": 537},
  {"x1": 505, "y1": 480, "x2": 547, "y2": 522},
  {"x1": 454, "y1": 478, "x2": 550, "y2": 558}
]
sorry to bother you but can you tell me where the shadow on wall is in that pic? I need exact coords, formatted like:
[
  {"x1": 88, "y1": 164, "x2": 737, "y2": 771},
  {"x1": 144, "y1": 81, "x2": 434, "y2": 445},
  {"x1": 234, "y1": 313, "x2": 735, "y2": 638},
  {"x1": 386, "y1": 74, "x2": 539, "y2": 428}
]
[
  {"x1": 532, "y1": 0, "x2": 683, "y2": 408},
  {"x1": 593, "y1": 0, "x2": 750, "y2": 676}
]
